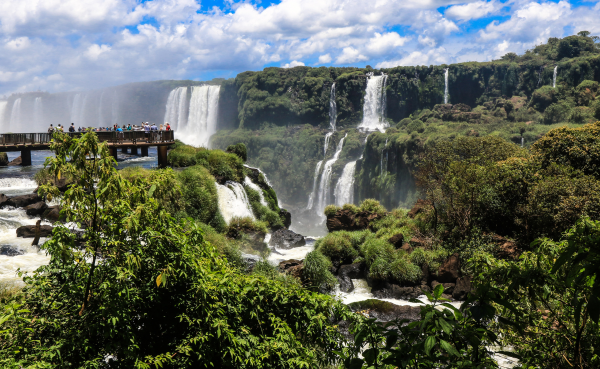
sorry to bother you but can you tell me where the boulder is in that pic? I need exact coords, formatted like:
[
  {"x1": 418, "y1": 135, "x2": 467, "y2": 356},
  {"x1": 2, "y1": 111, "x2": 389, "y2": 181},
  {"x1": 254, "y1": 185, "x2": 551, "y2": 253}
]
[
  {"x1": 431, "y1": 281, "x2": 456, "y2": 295},
  {"x1": 326, "y1": 209, "x2": 383, "y2": 232},
  {"x1": 337, "y1": 262, "x2": 366, "y2": 293},
  {"x1": 0, "y1": 245, "x2": 24, "y2": 256},
  {"x1": 24, "y1": 201, "x2": 48, "y2": 216},
  {"x1": 348, "y1": 299, "x2": 421, "y2": 323},
  {"x1": 437, "y1": 253, "x2": 461, "y2": 283},
  {"x1": 7, "y1": 156, "x2": 21, "y2": 166},
  {"x1": 0, "y1": 153, "x2": 8, "y2": 166},
  {"x1": 372, "y1": 283, "x2": 422, "y2": 300},
  {"x1": 269, "y1": 228, "x2": 305, "y2": 249},
  {"x1": 42, "y1": 205, "x2": 62, "y2": 222},
  {"x1": 278, "y1": 259, "x2": 303, "y2": 280},
  {"x1": 16, "y1": 224, "x2": 53, "y2": 238},
  {"x1": 388, "y1": 233, "x2": 404, "y2": 248},
  {"x1": 7, "y1": 193, "x2": 42, "y2": 208},
  {"x1": 241, "y1": 253, "x2": 261, "y2": 273},
  {"x1": 491, "y1": 234, "x2": 521, "y2": 260},
  {"x1": 0, "y1": 194, "x2": 9, "y2": 207},
  {"x1": 452, "y1": 276, "x2": 473, "y2": 301},
  {"x1": 279, "y1": 209, "x2": 292, "y2": 229}
]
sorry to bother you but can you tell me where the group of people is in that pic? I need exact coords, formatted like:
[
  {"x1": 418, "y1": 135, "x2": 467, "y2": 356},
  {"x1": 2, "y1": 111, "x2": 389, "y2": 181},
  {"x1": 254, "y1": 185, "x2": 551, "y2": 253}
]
[{"x1": 48, "y1": 122, "x2": 172, "y2": 134}]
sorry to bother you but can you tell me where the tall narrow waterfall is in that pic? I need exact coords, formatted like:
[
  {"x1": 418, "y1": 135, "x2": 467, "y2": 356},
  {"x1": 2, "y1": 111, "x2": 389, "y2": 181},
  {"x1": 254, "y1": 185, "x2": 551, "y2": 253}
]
[
  {"x1": 306, "y1": 161, "x2": 323, "y2": 210},
  {"x1": 316, "y1": 134, "x2": 347, "y2": 217},
  {"x1": 33, "y1": 97, "x2": 43, "y2": 127},
  {"x1": 553, "y1": 66, "x2": 558, "y2": 88},
  {"x1": 111, "y1": 92, "x2": 119, "y2": 126},
  {"x1": 0, "y1": 101, "x2": 7, "y2": 131},
  {"x1": 334, "y1": 161, "x2": 356, "y2": 207},
  {"x1": 324, "y1": 132, "x2": 333, "y2": 156},
  {"x1": 164, "y1": 87, "x2": 189, "y2": 130},
  {"x1": 359, "y1": 74, "x2": 388, "y2": 132},
  {"x1": 180, "y1": 85, "x2": 220, "y2": 147},
  {"x1": 329, "y1": 83, "x2": 337, "y2": 131},
  {"x1": 444, "y1": 68, "x2": 449, "y2": 104},
  {"x1": 9, "y1": 98, "x2": 22, "y2": 131},
  {"x1": 98, "y1": 91, "x2": 105, "y2": 127},
  {"x1": 70, "y1": 94, "x2": 82, "y2": 124},
  {"x1": 216, "y1": 181, "x2": 255, "y2": 224}
]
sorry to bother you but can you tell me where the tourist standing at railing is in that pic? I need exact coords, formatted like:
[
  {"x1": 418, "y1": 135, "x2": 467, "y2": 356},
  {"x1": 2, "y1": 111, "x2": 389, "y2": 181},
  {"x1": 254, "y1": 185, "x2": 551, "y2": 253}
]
[
  {"x1": 127, "y1": 124, "x2": 132, "y2": 131},
  {"x1": 166, "y1": 123, "x2": 171, "y2": 131},
  {"x1": 69, "y1": 123, "x2": 75, "y2": 133},
  {"x1": 48, "y1": 124, "x2": 54, "y2": 134}
]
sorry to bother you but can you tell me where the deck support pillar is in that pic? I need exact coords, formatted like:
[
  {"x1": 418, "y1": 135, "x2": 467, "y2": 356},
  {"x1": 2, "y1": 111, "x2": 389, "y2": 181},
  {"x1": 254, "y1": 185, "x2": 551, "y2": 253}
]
[
  {"x1": 121, "y1": 147, "x2": 128, "y2": 154},
  {"x1": 109, "y1": 146, "x2": 118, "y2": 162},
  {"x1": 141, "y1": 146, "x2": 148, "y2": 157},
  {"x1": 157, "y1": 146, "x2": 168, "y2": 168},
  {"x1": 20, "y1": 149, "x2": 31, "y2": 166},
  {"x1": 130, "y1": 146, "x2": 138, "y2": 155}
]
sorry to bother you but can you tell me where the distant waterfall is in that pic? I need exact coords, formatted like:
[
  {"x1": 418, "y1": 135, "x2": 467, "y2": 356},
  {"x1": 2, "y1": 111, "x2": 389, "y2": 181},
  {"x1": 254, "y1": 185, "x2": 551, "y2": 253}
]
[
  {"x1": 334, "y1": 161, "x2": 356, "y2": 207},
  {"x1": 444, "y1": 68, "x2": 449, "y2": 104},
  {"x1": 329, "y1": 83, "x2": 337, "y2": 131},
  {"x1": 0, "y1": 101, "x2": 7, "y2": 130},
  {"x1": 316, "y1": 134, "x2": 347, "y2": 217},
  {"x1": 216, "y1": 181, "x2": 255, "y2": 224},
  {"x1": 33, "y1": 97, "x2": 43, "y2": 127},
  {"x1": 553, "y1": 66, "x2": 558, "y2": 88},
  {"x1": 70, "y1": 94, "x2": 82, "y2": 124},
  {"x1": 306, "y1": 161, "x2": 323, "y2": 210},
  {"x1": 98, "y1": 91, "x2": 105, "y2": 126},
  {"x1": 358, "y1": 74, "x2": 388, "y2": 132},
  {"x1": 180, "y1": 85, "x2": 220, "y2": 147},
  {"x1": 111, "y1": 92, "x2": 119, "y2": 126},
  {"x1": 244, "y1": 176, "x2": 267, "y2": 207},
  {"x1": 324, "y1": 132, "x2": 333, "y2": 156},
  {"x1": 9, "y1": 98, "x2": 22, "y2": 131},
  {"x1": 164, "y1": 87, "x2": 188, "y2": 130}
]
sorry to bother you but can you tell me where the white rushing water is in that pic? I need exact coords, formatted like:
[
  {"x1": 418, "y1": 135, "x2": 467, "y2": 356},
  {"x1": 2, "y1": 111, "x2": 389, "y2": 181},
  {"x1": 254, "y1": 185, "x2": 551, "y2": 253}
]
[
  {"x1": 216, "y1": 181, "x2": 255, "y2": 224},
  {"x1": 9, "y1": 98, "x2": 22, "y2": 132},
  {"x1": 306, "y1": 161, "x2": 323, "y2": 210},
  {"x1": 164, "y1": 87, "x2": 189, "y2": 130},
  {"x1": 323, "y1": 131, "x2": 333, "y2": 156},
  {"x1": 316, "y1": 134, "x2": 347, "y2": 218},
  {"x1": 0, "y1": 101, "x2": 7, "y2": 131},
  {"x1": 178, "y1": 85, "x2": 220, "y2": 147},
  {"x1": 358, "y1": 74, "x2": 388, "y2": 132},
  {"x1": 329, "y1": 83, "x2": 337, "y2": 131},
  {"x1": 244, "y1": 176, "x2": 267, "y2": 207},
  {"x1": 553, "y1": 66, "x2": 558, "y2": 88},
  {"x1": 444, "y1": 68, "x2": 449, "y2": 104},
  {"x1": 334, "y1": 161, "x2": 356, "y2": 207},
  {"x1": 70, "y1": 94, "x2": 82, "y2": 125}
]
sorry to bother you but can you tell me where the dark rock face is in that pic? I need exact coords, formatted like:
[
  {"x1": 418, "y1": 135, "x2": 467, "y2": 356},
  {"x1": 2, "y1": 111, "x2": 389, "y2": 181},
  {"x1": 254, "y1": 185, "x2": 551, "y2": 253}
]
[
  {"x1": 241, "y1": 253, "x2": 260, "y2": 272},
  {"x1": 348, "y1": 299, "x2": 422, "y2": 323},
  {"x1": 492, "y1": 234, "x2": 521, "y2": 260},
  {"x1": 431, "y1": 281, "x2": 456, "y2": 295},
  {"x1": 337, "y1": 262, "x2": 366, "y2": 293},
  {"x1": 7, "y1": 156, "x2": 22, "y2": 166},
  {"x1": 437, "y1": 253, "x2": 461, "y2": 283},
  {"x1": 452, "y1": 276, "x2": 473, "y2": 301},
  {"x1": 24, "y1": 201, "x2": 48, "y2": 216},
  {"x1": 269, "y1": 228, "x2": 305, "y2": 249},
  {"x1": 388, "y1": 233, "x2": 404, "y2": 248},
  {"x1": 43, "y1": 206, "x2": 62, "y2": 222},
  {"x1": 372, "y1": 283, "x2": 423, "y2": 300},
  {"x1": 278, "y1": 259, "x2": 303, "y2": 280},
  {"x1": 0, "y1": 194, "x2": 9, "y2": 207},
  {"x1": 326, "y1": 209, "x2": 383, "y2": 232},
  {"x1": 0, "y1": 245, "x2": 24, "y2": 256},
  {"x1": 7, "y1": 194, "x2": 42, "y2": 208},
  {"x1": 0, "y1": 153, "x2": 8, "y2": 166},
  {"x1": 279, "y1": 209, "x2": 292, "y2": 229},
  {"x1": 17, "y1": 224, "x2": 54, "y2": 238}
]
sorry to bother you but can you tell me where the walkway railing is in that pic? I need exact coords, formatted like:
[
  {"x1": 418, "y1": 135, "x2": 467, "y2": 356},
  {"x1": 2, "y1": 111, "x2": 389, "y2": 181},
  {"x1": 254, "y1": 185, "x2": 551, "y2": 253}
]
[{"x1": 0, "y1": 130, "x2": 175, "y2": 146}]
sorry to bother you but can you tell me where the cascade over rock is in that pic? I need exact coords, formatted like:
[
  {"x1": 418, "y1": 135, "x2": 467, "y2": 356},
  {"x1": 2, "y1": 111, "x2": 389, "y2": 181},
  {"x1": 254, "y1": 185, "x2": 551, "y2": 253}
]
[
  {"x1": 216, "y1": 181, "x2": 255, "y2": 224},
  {"x1": 358, "y1": 74, "x2": 388, "y2": 132}
]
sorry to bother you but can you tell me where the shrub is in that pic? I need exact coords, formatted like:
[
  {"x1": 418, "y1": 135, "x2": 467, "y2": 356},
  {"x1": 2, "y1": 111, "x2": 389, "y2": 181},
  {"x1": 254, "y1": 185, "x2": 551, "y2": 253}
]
[
  {"x1": 167, "y1": 145, "x2": 198, "y2": 167},
  {"x1": 361, "y1": 237, "x2": 394, "y2": 266},
  {"x1": 226, "y1": 143, "x2": 248, "y2": 162},
  {"x1": 398, "y1": 117, "x2": 412, "y2": 127},
  {"x1": 245, "y1": 186, "x2": 284, "y2": 229},
  {"x1": 543, "y1": 102, "x2": 571, "y2": 124},
  {"x1": 227, "y1": 216, "x2": 269, "y2": 236},
  {"x1": 407, "y1": 119, "x2": 425, "y2": 133},
  {"x1": 303, "y1": 251, "x2": 337, "y2": 292},
  {"x1": 316, "y1": 231, "x2": 359, "y2": 263},
  {"x1": 201, "y1": 224, "x2": 244, "y2": 269},
  {"x1": 530, "y1": 86, "x2": 558, "y2": 112},
  {"x1": 568, "y1": 106, "x2": 594, "y2": 124},
  {"x1": 324, "y1": 204, "x2": 340, "y2": 217},
  {"x1": 389, "y1": 256, "x2": 422, "y2": 284},
  {"x1": 359, "y1": 198, "x2": 387, "y2": 216},
  {"x1": 368, "y1": 257, "x2": 390, "y2": 280},
  {"x1": 176, "y1": 166, "x2": 219, "y2": 224},
  {"x1": 342, "y1": 203, "x2": 359, "y2": 214},
  {"x1": 196, "y1": 150, "x2": 245, "y2": 183}
]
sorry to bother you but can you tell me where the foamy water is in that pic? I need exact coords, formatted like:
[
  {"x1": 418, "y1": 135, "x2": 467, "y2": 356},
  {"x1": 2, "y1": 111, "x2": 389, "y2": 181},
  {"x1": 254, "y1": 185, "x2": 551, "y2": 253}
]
[{"x1": 0, "y1": 177, "x2": 37, "y2": 196}]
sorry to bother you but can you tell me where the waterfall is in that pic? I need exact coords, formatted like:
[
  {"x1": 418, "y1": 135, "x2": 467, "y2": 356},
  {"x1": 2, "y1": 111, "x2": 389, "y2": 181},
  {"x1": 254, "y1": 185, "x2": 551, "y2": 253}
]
[
  {"x1": 181, "y1": 85, "x2": 220, "y2": 147},
  {"x1": 244, "y1": 176, "x2": 267, "y2": 207},
  {"x1": 0, "y1": 101, "x2": 7, "y2": 130},
  {"x1": 381, "y1": 74, "x2": 388, "y2": 118},
  {"x1": 334, "y1": 161, "x2": 357, "y2": 207},
  {"x1": 216, "y1": 181, "x2": 255, "y2": 224},
  {"x1": 358, "y1": 74, "x2": 388, "y2": 132},
  {"x1": 111, "y1": 91, "x2": 119, "y2": 126},
  {"x1": 553, "y1": 66, "x2": 558, "y2": 88},
  {"x1": 306, "y1": 161, "x2": 323, "y2": 210},
  {"x1": 324, "y1": 132, "x2": 333, "y2": 156},
  {"x1": 98, "y1": 91, "x2": 105, "y2": 127},
  {"x1": 316, "y1": 134, "x2": 347, "y2": 217},
  {"x1": 9, "y1": 98, "x2": 22, "y2": 131},
  {"x1": 70, "y1": 94, "x2": 82, "y2": 124},
  {"x1": 33, "y1": 97, "x2": 43, "y2": 128},
  {"x1": 164, "y1": 87, "x2": 188, "y2": 130},
  {"x1": 380, "y1": 138, "x2": 388, "y2": 177},
  {"x1": 329, "y1": 83, "x2": 337, "y2": 131},
  {"x1": 444, "y1": 68, "x2": 449, "y2": 104},
  {"x1": 521, "y1": 136, "x2": 524, "y2": 148}
]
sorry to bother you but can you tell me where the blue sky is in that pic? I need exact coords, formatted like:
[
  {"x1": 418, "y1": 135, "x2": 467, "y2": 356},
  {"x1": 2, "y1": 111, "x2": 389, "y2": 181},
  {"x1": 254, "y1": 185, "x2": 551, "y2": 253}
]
[{"x1": 0, "y1": 0, "x2": 599, "y2": 95}]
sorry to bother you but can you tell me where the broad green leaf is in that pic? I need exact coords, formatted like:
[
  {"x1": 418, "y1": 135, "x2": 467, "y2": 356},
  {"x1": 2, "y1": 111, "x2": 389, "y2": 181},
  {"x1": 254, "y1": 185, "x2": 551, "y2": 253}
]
[
  {"x1": 440, "y1": 339, "x2": 460, "y2": 356},
  {"x1": 424, "y1": 335, "x2": 436, "y2": 356}
]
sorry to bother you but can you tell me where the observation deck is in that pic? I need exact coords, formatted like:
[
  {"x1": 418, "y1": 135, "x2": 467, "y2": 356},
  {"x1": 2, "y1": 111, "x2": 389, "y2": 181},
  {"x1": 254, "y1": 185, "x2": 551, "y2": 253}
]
[{"x1": 0, "y1": 131, "x2": 174, "y2": 167}]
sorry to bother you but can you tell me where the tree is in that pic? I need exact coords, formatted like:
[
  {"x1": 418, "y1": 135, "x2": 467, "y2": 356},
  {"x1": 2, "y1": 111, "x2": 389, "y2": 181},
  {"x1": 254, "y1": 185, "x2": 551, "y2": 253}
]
[{"x1": 0, "y1": 131, "x2": 351, "y2": 368}]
